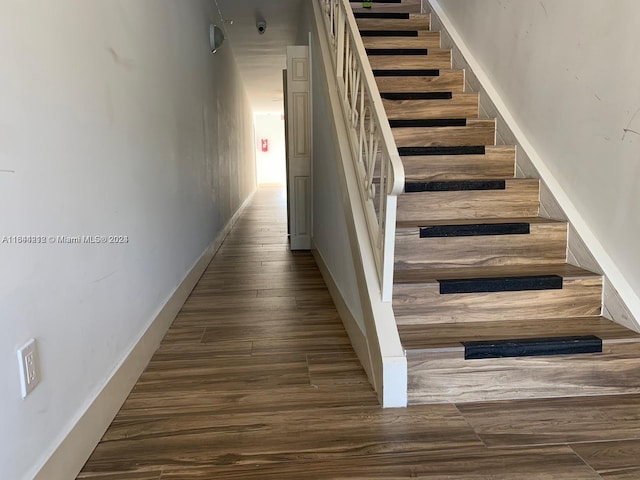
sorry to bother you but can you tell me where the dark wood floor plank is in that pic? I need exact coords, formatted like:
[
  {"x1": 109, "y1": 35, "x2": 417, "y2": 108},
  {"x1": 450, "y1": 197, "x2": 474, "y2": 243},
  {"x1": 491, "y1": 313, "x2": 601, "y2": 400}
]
[
  {"x1": 201, "y1": 323, "x2": 347, "y2": 343},
  {"x1": 307, "y1": 352, "x2": 370, "y2": 386},
  {"x1": 256, "y1": 285, "x2": 333, "y2": 297},
  {"x1": 186, "y1": 287, "x2": 259, "y2": 298},
  {"x1": 572, "y1": 440, "x2": 640, "y2": 478},
  {"x1": 170, "y1": 312, "x2": 343, "y2": 329},
  {"x1": 249, "y1": 328, "x2": 354, "y2": 354},
  {"x1": 133, "y1": 354, "x2": 312, "y2": 392},
  {"x1": 81, "y1": 405, "x2": 481, "y2": 474},
  {"x1": 158, "y1": 446, "x2": 599, "y2": 479},
  {"x1": 154, "y1": 341, "x2": 254, "y2": 358},
  {"x1": 179, "y1": 295, "x2": 298, "y2": 313},
  {"x1": 600, "y1": 471, "x2": 640, "y2": 479},
  {"x1": 158, "y1": 327, "x2": 205, "y2": 345},
  {"x1": 458, "y1": 394, "x2": 640, "y2": 447},
  {"x1": 77, "y1": 471, "x2": 161, "y2": 480},
  {"x1": 115, "y1": 384, "x2": 380, "y2": 421}
]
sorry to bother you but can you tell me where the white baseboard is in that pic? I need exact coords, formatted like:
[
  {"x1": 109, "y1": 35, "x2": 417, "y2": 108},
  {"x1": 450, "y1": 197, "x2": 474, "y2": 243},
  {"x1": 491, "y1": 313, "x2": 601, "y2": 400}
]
[
  {"x1": 311, "y1": 246, "x2": 374, "y2": 383},
  {"x1": 33, "y1": 190, "x2": 255, "y2": 480}
]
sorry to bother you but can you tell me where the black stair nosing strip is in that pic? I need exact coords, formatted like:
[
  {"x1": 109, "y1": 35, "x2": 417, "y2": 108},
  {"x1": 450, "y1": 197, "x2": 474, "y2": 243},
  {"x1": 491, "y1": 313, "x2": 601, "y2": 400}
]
[
  {"x1": 381, "y1": 92, "x2": 453, "y2": 101},
  {"x1": 366, "y1": 48, "x2": 429, "y2": 56},
  {"x1": 463, "y1": 335, "x2": 603, "y2": 360},
  {"x1": 354, "y1": 12, "x2": 410, "y2": 19},
  {"x1": 405, "y1": 180, "x2": 506, "y2": 192},
  {"x1": 420, "y1": 223, "x2": 530, "y2": 238},
  {"x1": 360, "y1": 30, "x2": 419, "y2": 37},
  {"x1": 398, "y1": 146, "x2": 486, "y2": 156},
  {"x1": 390, "y1": 118, "x2": 467, "y2": 128},
  {"x1": 374, "y1": 69, "x2": 440, "y2": 77},
  {"x1": 438, "y1": 275, "x2": 563, "y2": 294}
]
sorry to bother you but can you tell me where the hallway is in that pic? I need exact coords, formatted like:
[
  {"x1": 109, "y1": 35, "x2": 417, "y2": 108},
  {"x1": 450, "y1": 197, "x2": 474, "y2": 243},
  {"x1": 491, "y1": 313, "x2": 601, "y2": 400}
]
[{"x1": 78, "y1": 188, "x2": 640, "y2": 479}]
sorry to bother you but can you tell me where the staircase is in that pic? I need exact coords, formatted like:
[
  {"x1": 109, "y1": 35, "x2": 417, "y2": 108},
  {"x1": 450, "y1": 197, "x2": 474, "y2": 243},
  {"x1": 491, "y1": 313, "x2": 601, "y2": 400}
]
[{"x1": 350, "y1": 0, "x2": 640, "y2": 404}]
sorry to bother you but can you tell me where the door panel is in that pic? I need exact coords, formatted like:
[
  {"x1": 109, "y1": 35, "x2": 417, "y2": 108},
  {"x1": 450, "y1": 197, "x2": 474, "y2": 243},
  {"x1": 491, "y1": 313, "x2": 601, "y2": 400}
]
[{"x1": 286, "y1": 46, "x2": 311, "y2": 250}]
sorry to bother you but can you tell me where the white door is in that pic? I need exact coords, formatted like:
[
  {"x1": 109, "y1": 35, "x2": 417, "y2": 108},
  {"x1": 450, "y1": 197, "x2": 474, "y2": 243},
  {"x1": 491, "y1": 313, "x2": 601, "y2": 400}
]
[{"x1": 286, "y1": 46, "x2": 311, "y2": 250}]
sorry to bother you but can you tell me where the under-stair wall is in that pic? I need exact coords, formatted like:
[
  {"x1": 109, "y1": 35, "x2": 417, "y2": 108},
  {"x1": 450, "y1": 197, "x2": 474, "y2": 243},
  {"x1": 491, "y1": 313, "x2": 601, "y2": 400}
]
[
  {"x1": 424, "y1": 0, "x2": 640, "y2": 332},
  {"x1": 308, "y1": 0, "x2": 407, "y2": 407}
]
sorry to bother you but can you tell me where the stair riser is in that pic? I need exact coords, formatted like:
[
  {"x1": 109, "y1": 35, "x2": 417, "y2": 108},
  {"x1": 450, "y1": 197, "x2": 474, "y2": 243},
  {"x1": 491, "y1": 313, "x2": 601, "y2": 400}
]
[
  {"x1": 383, "y1": 94, "x2": 479, "y2": 120},
  {"x1": 396, "y1": 180, "x2": 540, "y2": 221},
  {"x1": 351, "y1": 0, "x2": 421, "y2": 13},
  {"x1": 407, "y1": 341, "x2": 640, "y2": 404},
  {"x1": 377, "y1": 71, "x2": 465, "y2": 93},
  {"x1": 395, "y1": 223, "x2": 568, "y2": 269},
  {"x1": 362, "y1": 34, "x2": 441, "y2": 49},
  {"x1": 357, "y1": 16, "x2": 431, "y2": 31},
  {"x1": 393, "y1": 120, "x2": 495, "y2": 148},
  {"x1": 393, "y1": 277, "x2": 603, "y2": 324},
  {"x1": 369, "y1": 53, "x2": 452, "y2": 70},
  {"x1": 401, "y1": 147, "x2": 516, "y2": 181}
]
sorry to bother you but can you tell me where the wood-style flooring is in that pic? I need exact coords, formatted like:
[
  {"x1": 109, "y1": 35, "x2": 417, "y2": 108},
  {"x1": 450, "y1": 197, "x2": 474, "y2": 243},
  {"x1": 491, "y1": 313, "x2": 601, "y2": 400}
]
[{"x1": 78, "y1": 187, "x2": 640, "y2": 479}]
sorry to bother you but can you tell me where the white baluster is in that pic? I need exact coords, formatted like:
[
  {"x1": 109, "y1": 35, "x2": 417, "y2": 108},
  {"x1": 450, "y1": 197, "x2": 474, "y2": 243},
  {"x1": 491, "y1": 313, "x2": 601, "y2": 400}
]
[{"x1": 316, "y1": 0, "x2": 404, "y2": 300}]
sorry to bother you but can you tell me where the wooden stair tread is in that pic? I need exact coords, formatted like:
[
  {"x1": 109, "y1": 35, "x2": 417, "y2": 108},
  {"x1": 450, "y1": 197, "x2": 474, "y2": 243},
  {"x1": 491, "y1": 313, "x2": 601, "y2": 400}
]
[
  {"x1": 383, "y1": 93, "x2": 479, "y2": 120},
  {"x1": 396, "y1": 216, "x2": 565, "y2": 229},
  {"x1": 362, "y1": 35, "x2": 441, "y2": 49},
  {"x1": 351, "y1": 4, "x2": 421, "y2": 14},
  {"x1": 356, "y1": 15, "x2": 431, "y2": 31},
  {"x1": 401, "y1": 145, "x2": 516, "y2": 181},
  {"x1": 399, "y1": 317, "x2": 640, "y2": 351},
  {"x1": 368, "y1": 52, "x2": 451, "y2": 70},
  {"x1": 406, "y1": 331, "x2": 640, "y2": 404},
  {"x1": 394, "y1": 216, "x2": 568, "y2": 270},
  {"x1": 395, "y1": 216, "x2": 567, "y2": 270},
  {"x1": 393, "y1": 119, "x2": 496, "y2": 148},
  {"x1": 367, "y1": 47, "x2": 449, "y2": 55},
  {"x1": 401, "y1": 144, "x2": 514, "y2": 157},
  {"x1": 396, "y1": 178, "x2": 540, "y2": 222},
  {"x1": 376, "y1": 69, "x2": 465, "y2": 93},
  {"x1": 394, "y1": 263, "x2": 600, "y2": 285}
]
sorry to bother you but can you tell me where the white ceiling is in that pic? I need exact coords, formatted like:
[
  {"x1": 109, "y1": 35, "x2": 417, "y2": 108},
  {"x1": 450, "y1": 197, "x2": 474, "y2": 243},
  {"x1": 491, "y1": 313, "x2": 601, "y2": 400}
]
[{"x1": 215, "y1": 0, "x2": 307, "y2": 113}]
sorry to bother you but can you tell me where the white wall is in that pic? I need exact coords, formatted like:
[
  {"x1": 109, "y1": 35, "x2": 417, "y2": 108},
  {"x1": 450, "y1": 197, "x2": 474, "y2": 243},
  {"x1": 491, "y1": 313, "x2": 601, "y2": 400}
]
[
  {"x1": 255, "y1": 113, "x2": 287, "y2": 185},
  {"x1": 433, "y1": 0, "x2": 640, "y2": 301},
  {"x1": 0, "y1": 1, "x2": 255, "y2": 479},
  {"x1": 311, "y1": 51, "x2": 366, "y2": 330}
]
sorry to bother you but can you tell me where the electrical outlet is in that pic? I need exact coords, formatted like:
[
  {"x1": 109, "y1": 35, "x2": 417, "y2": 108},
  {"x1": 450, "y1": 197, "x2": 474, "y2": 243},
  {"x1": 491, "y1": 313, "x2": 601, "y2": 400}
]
[{"x1": 17, "y1": 338, "x2": 40, "y2": 398}]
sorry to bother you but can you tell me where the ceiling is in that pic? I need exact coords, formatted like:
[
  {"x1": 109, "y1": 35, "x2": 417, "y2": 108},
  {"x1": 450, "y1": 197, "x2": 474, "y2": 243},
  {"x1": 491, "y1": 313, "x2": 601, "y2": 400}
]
[{"x1": 215, "y1": 0, "x2": 307, "y2": 113}]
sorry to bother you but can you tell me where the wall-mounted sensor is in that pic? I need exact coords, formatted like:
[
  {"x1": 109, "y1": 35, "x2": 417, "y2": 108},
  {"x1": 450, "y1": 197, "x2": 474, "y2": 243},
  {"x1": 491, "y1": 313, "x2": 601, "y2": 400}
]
[
  {"x1": 210, "y1": 24, "x2": 225, "y2": 53},
  {"x1": 257, "y1": 20, "x2": 267, "y2": 35}
]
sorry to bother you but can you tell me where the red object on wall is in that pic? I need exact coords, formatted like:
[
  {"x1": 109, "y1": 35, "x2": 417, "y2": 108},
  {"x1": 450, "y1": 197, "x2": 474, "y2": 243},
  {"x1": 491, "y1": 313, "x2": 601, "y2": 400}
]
[{"x1": 261, "y1": 138, "x2": 269, "y2": 152}]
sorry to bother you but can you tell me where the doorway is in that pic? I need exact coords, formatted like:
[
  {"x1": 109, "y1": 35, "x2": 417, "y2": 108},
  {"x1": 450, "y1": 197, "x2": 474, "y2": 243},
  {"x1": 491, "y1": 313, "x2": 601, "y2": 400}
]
[{"x1": 254, "y1": 113, "x2": 287, "y2": 186}]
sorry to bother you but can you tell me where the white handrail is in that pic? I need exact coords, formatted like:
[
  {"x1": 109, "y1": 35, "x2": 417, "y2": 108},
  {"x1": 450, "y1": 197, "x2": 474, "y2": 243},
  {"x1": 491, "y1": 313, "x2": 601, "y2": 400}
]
[{"x1": 318, "y1": 0, "x2": 404, "y2": 301}]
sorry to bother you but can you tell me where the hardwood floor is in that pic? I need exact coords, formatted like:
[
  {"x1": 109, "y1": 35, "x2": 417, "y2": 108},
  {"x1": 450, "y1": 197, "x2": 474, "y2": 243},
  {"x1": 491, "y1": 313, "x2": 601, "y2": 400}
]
[{"x1": 78, "y1": 188, "x2": 640, "y2": 478}]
